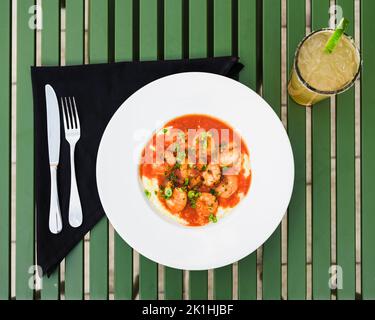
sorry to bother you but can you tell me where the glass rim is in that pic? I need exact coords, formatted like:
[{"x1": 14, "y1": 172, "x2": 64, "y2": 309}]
[{"x1": 294, "y1": 28, "x2": 362, "y2": 96}]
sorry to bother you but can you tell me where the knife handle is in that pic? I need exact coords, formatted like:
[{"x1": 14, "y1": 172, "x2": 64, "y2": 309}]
[{"x1": 49, "y1": 165, "x2": 63, "y2": 234}]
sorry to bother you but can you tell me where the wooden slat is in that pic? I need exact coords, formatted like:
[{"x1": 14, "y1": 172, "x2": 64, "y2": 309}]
[
  {"x1": 361, "y1": 0, "x2": 375, "y2": 300},
  {"x1": 335, "y1": 0, "x2": 356, "y2": 300},
  {"x1": 89, "y1": 0, "x2": 109, "y2": 299},
  {"x1": 286, "y1": 0, "x2": 306, "y2": 299},
  {"x1": 40, "y1": 0, "x2": 60, "y2": 300},
  {"x1": 0, "y1": 0, "x2": 11, "y2": 300},
  {"x1": 113, "y1": 0, "x2": 133, "y2": 300},
  {"x1": 262, "y1": 0, "x2": 282, "y2": 300},
  {"x1": 188, "y1": 0, "x2": 208, "y2": 300},
  {"x1": 64, "y1": 0, "x2": 84, "y2": 300},
  {"x1": 163, "y1": 0, "x2": 183, "y2": 300},
  {"x1": 237, "y1": 0, "x2": 257, "y2": 300},
  {"x1": 139, "y1": 0, "x2": 158, "y2": 300},
  {"x1": 16, "y1": 0, "x2": 36, "y2": 299},
  {"x1": 311, "y1": 0, "x2": 331, "y2": 300},
  {"x1": 213, "y1": 0, "x2": 232, "y2": 300}
]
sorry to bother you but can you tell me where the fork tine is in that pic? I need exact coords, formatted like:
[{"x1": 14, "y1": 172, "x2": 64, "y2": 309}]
[
  {"x1": 65, "y1": 97, "x2": 73, "y2": 129},
  {"x1": 72, "y1": 97, "x2": 80, "y2": 129},
  {"x1": 61, "y1": 97, "x2": 69, "y2": 130},
  {"x1": 68, "y1": 97, "x2": 77, "y2": 129}
]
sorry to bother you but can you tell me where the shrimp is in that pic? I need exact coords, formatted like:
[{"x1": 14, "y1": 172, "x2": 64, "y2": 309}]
[
  {"x1": 164, "y1": 150, "x2": 176, "y2": 166},
  {"x1": 164, "y1": 139, "x2": 186, "y2": 167},
  {"x1": 202, "y1": 164, "x2": 221, "y2": 187},
  {"x1": 165, "y1": 188, "x2": 187, "y2": 213},
  {"x1": 219, "y1": 142, "x2": 241, "y2": 167},
  {"x1": 179, "y1": 163, "x2": 190, "y2": 180},
  {"x1": 189, "y1": 175, "x2": 203, "y2": 188},
  {"x1": 195, "y1": 193, "x2": 219, "y2": 221},
  {"x1": 176, "y1": 162, "x2": 203, "y2": 188},
  {"x1": 215, "y1": 175, "x2": 239, "y2": 198}
]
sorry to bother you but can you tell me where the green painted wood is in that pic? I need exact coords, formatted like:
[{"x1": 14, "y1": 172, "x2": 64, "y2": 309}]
[
  {"x1": 64, "y1": 0, "x2": 84, "y2": 300},
  {"x1": 139, "y1": 0, "x2": 158, "y2": 300},
  {"x1": 164, "y1": 0, "x2": 182, "y2": 59},
  {"x1": 213, "y1": 0, "x2": 232, "y2": 300},
  {"x1": 262, "y1": 0, "x2": 282, "y2": 300},
  {"x1": 40, "y1": 0, "x2": 60, "y2": 300},
  {"x1": 163, "y1": 0, "x2": 183, "y2": 300},
  {"x1": 311, "y1": 0, "x2": 331, "y2": 300},
  {"x1": 89, "y1": 0, "x2": 109, "y2": 299},
  {"x1": 188, "y1": 0, "x2": 208, "y2": 300},
  {"x1": 0, "y1": 0, "x2": 11, "y2": 300},
  {"x1": 16, "y1": 0, "x2": 36, "y2": 300},
  {"x1": 115, "y1": 0, "x2": 133, "y2": 61},
  {"x1": 114, "y1": 0, "x2": 133, "y2": 300},
  {"x1": 361, "y1": 0, "x2": 375, "y2": 300},
  {"x1": 189, "y1": 0, "x2": 207, "y2": 59},
  {"x1": 286, "y1": 0, "x2": 306, "y2": 300},
  {"x1": 237, "y1": 0, "x2": 257, "y2": 300},
  {"x1": 335, "y1": 0, "x2": 356, "y2": 300}
]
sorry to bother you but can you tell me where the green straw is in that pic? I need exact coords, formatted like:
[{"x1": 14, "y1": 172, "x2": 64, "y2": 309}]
[{"x1": 324, "y1": 18, "x2": 350, "y2": 54}]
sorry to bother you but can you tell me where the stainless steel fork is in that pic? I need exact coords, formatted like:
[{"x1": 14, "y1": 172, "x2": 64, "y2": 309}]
[{"x1": 61, "y1": 97, "x2": 83, "y2": 228}]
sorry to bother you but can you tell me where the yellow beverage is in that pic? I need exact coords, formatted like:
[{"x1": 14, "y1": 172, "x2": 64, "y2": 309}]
[{"x1": 288, "y1": 29, "x2": 361, "y2": 106}]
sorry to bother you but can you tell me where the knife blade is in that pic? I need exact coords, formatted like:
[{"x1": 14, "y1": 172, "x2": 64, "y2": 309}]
[
  {"x1": 46, "y1": 85, "x2": 60, "y2": 164},
  {"x1": 45, "y1": 84, "x2": 63, "y2": 234}
]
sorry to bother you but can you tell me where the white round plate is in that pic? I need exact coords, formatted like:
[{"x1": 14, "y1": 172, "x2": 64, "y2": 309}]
[{"x1": 96, "y1": 72, "x2": 294, "y2": 270}]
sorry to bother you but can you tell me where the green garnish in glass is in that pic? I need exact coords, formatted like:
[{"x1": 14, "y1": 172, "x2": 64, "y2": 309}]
[
  {"x1": 209, "y1": 214, "x2": 217, "y2": 223},
  {"x1": 324, "y1": 18, "x2": 349, "y2": 54},
  {"x1": 164, "y1": 187, "x2": 173, "y2": 199},
  {"x1": 144, "y1": 190, "x2": 151, "y2": 198}
]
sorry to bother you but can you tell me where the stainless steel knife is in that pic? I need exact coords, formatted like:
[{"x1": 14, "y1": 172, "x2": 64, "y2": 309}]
[{"x1": 45, "y1": 84, "x2": 63, "y2": 234}]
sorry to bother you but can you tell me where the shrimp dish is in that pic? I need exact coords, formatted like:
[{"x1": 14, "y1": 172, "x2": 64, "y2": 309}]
[{"x1": 139, "y1": 114, "x2": 252, "y2": 226}]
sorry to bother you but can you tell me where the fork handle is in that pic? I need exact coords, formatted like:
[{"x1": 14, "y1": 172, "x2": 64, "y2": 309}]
[
  {"x1": 49, "y1": 165, "x2": 63, "y2": 234},
  {"x1": 69, "y1": 143, "x2": 83, "y2": 228}
]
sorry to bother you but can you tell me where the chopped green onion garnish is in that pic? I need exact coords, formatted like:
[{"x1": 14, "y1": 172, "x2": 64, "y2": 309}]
[
  {"x1": 210, "y1": 189, "x2": 218, "y2": 196},
  {"x1": 209, "y1": 214, "x2": 217, "y2": 223},
  {"x1": 201, "y1": 164, "x2": 207, "y2": 171},
  {"x1": 144, "y1": 190, "x2": 151, "y2": 198},
  {"x1": 184, "y1": 178, "x2": 189, "y2": 186},
  {"x1": 163, "y1": 128, "x2": 168, "y2": 134},
  {"x1": 164, "y1": 187, "x2": 173, "y2": 199},
  {"x1": 188, "y1": 190, "x2": 196, "y2": 199},
  {"x1": 324, "y1": 18, "x2": 349, "y2": 54}
]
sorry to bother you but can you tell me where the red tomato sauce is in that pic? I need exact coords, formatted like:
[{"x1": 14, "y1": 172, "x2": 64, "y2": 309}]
[{"x1": 139, "y1": 114, "x2": 252, "y2": 226}]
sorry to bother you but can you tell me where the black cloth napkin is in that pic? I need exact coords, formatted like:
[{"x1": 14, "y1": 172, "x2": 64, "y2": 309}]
[{"x1": 31, "y1": 57, "x2": 243, "y2": 276}]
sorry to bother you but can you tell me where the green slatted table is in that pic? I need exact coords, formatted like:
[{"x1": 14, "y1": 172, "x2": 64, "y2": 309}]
[
  {"x1": 89, "y1": 0, "x2": 109, "y2": 300},
  {"x1": 2, "y1": 0, "x2": 374, "y2": 300},
  {"x1": 64, "y1": 0, "x2": 85, "y2": 301}
]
